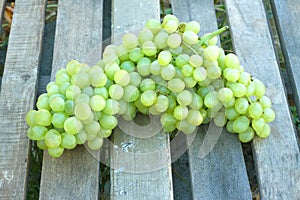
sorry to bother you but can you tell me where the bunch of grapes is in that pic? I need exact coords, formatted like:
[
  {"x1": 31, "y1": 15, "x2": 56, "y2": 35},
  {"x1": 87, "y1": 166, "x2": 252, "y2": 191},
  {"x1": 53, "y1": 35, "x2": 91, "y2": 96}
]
[{"x1": 26, "y1": 14, "x2": 275, "y2": 158}]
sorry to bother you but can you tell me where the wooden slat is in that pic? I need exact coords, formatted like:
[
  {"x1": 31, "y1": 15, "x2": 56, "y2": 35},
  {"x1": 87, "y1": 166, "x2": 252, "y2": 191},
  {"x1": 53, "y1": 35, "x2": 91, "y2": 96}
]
[
  {"x1": 225, "y1": 0, "x2": 300, "y2": 199},
  {"x1": 39, "y1": 0, "x2": 103, "y2": 199},
  {"x1": 172, "y1": 0, "x2": 252, "y2": 199},
  {"x1": 271, "y1": 0, "x2": 300, "y2": 118},
  {"x1": 110, "y1": 0, "x2": 173, "y2": 199},
  {"x1": 0, "y1": 0, "x2": 6, "y2": 25},
  {"x1": 0, "y1": 0, "x2": 46, "y2": 199}
]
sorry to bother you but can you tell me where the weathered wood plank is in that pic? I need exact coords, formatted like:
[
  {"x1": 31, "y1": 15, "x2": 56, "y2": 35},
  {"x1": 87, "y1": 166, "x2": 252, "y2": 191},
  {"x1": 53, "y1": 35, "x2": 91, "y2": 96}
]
[
  {"x1": 271, "y1": 0, "x2": 300, "y2": 119},
  {"x1": 0, "y1": 0, "x2": 6, "y2": 26},
  {"x1": 110, "y1": 1, "x2": 173, "y2": 199},
  {"x1": 172, "y1": 0, "x2": 252, "y2": 199},
  {"x1": 0, "y1": 0, "x2": 46, "y2": 199},
  {"x1": 225, "y1": 0, "x2": 300, "y2": 199},
  {"x1": 39, "y1": 0, "x2": 103, "y2": 199}
]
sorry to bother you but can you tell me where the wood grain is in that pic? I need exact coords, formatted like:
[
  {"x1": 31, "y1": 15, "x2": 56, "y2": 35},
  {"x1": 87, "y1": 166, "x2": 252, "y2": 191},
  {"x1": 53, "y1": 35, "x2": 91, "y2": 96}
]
[
  {"x1": 110, "y1": 0, "x2": 173, "y2": 199},
  {"x1": 0, "y1": 0, "x2": 6, "y2": 26},
  {"x1": 271, "y1": 0, "x2": 300, "y2": 120},
  {"x1": 0, "y1": 0, "x2": 46, "y2": 199},
  {"x1": 225, "y1": 0, "x2": 300, "y2": 199},
  {"x1": 39, "y1": 0, "x2": 103, "y2": 199},
  {"x1": 172, "y1": 0, "x2": 252, "y2": 199}
]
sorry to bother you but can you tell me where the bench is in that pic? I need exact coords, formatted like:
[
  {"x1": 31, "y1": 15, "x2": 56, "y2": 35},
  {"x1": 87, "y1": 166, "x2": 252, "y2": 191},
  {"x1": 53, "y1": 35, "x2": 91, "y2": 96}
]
[{"x1": 0, "y1": 0, "x2": 299, "y2": 199}]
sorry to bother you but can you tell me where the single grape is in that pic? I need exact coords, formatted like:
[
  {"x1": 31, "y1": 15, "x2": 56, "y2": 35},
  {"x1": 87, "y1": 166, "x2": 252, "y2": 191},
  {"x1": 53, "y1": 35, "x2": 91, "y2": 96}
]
[
  {"x1": 122, "y1": 33, "x2": 138, "y2": 49},
  {"x1": 102, "y1": 99, "x2": 120, "y2": 115},
  {"x1": 75, "y1": 129, "x2": 87, "y2": 144},
  {"x1": 259, "y1": 96, "x2": 272, "y2": 108},
  {"x1": 161, "y1": 64, "x2": 176, "y2": 80},
  {"x1": 66, "y1": 85, "x2": 81, "y2": 100},
  {"x1": 74, "y1": 103, "x2": 93, "y2": 121},
  {"x1": 31, "y1": 126, "x2": 48, "y2": 140},
  {"x1": 225, "y1": 107, "x2": 240, "y2": 121},
  {"x1": 99, "y1": 114, "x2": 118, "y2": 130},
  {"x1": 253, "y1": 79, "x2": 266, "y2": 98},
  {"x1": 176, "y1": 120, "x2": 196, "y2": 134},
  {"x1": 256, "y1": 123, "x2": 271, "y2": 138},
  {"x1": 158, "y1": 51, "x2": 172, "y2": 66},
  {"x1": 138, "y1": 28, "x2": 154, "y2": 43},
  {"x1": 175, "y1": 54, "x2": 189, "y2": 68},
  {"x1": 224, "y1": 68, "x2": 240, "y2": 82},
  {"x1": 262, "y1": 108, "x2": 275, "y2": 122},
  {"x1": 64, "y1": 117, "x2": 83, "y2": 135},
  {"x1": 218, "y1": 87, "x2": 233, "y2": 103},
  {"x1": 224, "y1": 53, "x2": 240, "y2": 68},
  {"x1": 52, "y1": 112, "x2": 68, "y2": 129},
  {"x1": 203, "y1": 46, "x2": 219, "y2": 62},
  {"x1": 90, "y1": 95, "x2": 106, "y2": 111},
  {"x1": 154, "y1": 31, "x2": 169, "y2": 49},
  {"x1": 137, "y1": 57, "x2": 151, "y2": 76},
  {"x1": 181, "y1": 64, "x2": 194, "y2": 77},
  {"x1": 248, "y1": 102, "x2": 263, "y2": 119},
  {"x1": 177, "y1": 90, "x2": 193, "y2": 106},
  {"x1": 142, "y1": 41, "x2": 157, "y2": 56},
  {"x1": 167, "y1": 33, "x2": 182, "y2": 48},
  {"x1": 108, "y1": 84, "x2": 124, "y2": 100},
  {"x1": 66, "y1": 60, "x2": 80, "y2": 76},
  {"x1": 140, "y1": 78, "x2": 156, "y2": 92},
  {"x1": 35, "y1": 109, "x2": 52, "y2": 126},
  {"x1": 26, "y1": 110, "x2": 37, "y2": 127},
  {"x1": 146, "y1": 19, "x2": 162, "y2": 34},
  {"x1": 213, "y1": 111, "x2": 227, "y2": 127},
  {"x1": 123, "y1": 85, "x2": 140, "y2": 102},
  {"x1": 141, "y1": 90, "x2": 157, "y2": 106},
  {"x1": 252, "y1": 118, "x2": 266, "y2": 133},
  {"x1": 98, "y1": 128, "x2": 112, "y2": 138},
  {"x1": 61, "y1": 132, "x2": 77, "y2": 149},
  {"x1": 88, "y1": 137, "x2": 104, "y2": 150},
  {"x1": 116, "y1": 45, "x2": 129, "y2": 61},
  {"x1": 207, "y1": 65, "x2": 221, "y2": 79},
  {"x1": 37, "y1": 140, "x2": 47, "y2": 150},
  {"x1": 189, "y1": 54, "x2": 203, "y2": 68},
  {"x1": 71, "y1": 72, "x2": 90, "y2": 89},
  {"x1": 239, "y1": 127, "x2": 254, "y2": 143},
  {"x1": 104, "y1": 62, "x2": 120, "y2": 80},
  {"x1": 129, "y1": 71, "x2": 142, "y2": 87},
  {"x1": 120, "y1": 60, "x2": 135, "y2": 73},
  {"x1": 234, "y1": 97, "x2": 249, "y2": 114},
  {"x1": 204, "y1": 91, "x2": 219, "y2": 108},
  {"x1": 150, "y1": 60, "x2": 162, "y2": 75},
  {"x1": 182, "y1": 31, "x2": 198, "y2": 45},
  {"x1": 173, "y1": 105, "x2": 188, "y2": 120},
  {"x1": 233, "y1": 116, "x2": 250, "y2": 133},
  {"x1": 44, "y1": 129, "x2": 61, "y2": 148},
  {"x1": 48, "y1": 146, "x2": 64, "y2": 158},
  {"x1": 74, "y1": 94, "x2": 90, "y2": 105},
  {"x1": 186, "y1": 109, "x2": 203, "y2": 126},
  {"x1": 164, "y1": 19, "x2": 178, "y2": 33},
  {"x1": 185, "y1": 21, "x2": 200, "y2": 34},
  {"x1": 226, "y1": 120, "x2": 235, "y2": 133}
]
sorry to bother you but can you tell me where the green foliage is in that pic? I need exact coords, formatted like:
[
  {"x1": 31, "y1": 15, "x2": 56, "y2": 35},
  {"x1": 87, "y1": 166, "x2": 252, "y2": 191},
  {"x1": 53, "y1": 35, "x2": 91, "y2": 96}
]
[{"x1": 290, "y1": 106, "x2": 300, "y2": 129}]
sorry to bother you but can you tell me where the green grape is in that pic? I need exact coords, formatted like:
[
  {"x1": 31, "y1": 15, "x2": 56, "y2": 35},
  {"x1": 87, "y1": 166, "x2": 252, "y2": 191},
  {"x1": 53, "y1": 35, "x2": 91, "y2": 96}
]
[
  {"x1": 259, "y1": 96, "x2": 272, "y2": 108},
  {"x1": 189, "y1": 93, "x2": 203, "y2": 110},
  {"x1": 158, "y1": 51, "x2": 172, "y2": 66},
  {"x1": 65, "y1": 100, "x2": 74, "y2": 116},
  {"x1": 175, "y1": 54, "x2": 189, "y2": 68},
  {"x1": 166, "y1": 95, "x2": 176, "y2": 113},
  {"x1": 137, "y1": 57, "x2": 151, "y2": 76},
  {"x1": 248, "y1": 102, "x2": 263, "y2": 119},
  {"x1": 252, "y1": 118, "x2": 266, "y2": 133},
  {"x1": 141, "y1": 90, "x2": 157, "y2": 106},
  {"x1": 233, "y1": 116, "x2": 250, "y2": 133},
  {"x1": 117, "y1": 100, "x2": 127, "y2": 115},
  {"x1": 162, "y1": 14, "x2": 179, "y2": 26},
  {"x1": 225, "y1": 107, "x2": 239, "y2": 121},
  {"x1": 75, "y1": 129, "x2": 87, "y2": 144},
  {"x1": 177, "y1": 90, "x2": 193, "y2": 106},
  {"x1": 140, "y1": 78, "x2": 156, "y2": 91},
  {"x1": 26, "y1": 110, "x2": 37, "y2": 127},
  {"x1": 99, "y1": 114, "x2": 118, "y2": 130},
  {"x1": 103, "y1": 45, "x2": 117, "y2": 55},
  {"x1": 48, "y1": 146, "x2": 64, "y2": 158},
  {"x1": 66, "y1": 60, "x2": 80, "y2": 76},
  {"x1": 262, "y1": 108, "x2": 275, "y2": 122},
  {"x1": 167, "y1": 33, "x2": 182, "y2": 48},
  {"x1": 239, "y1": 127, "x2": 254, "y2": 143},
  {"x1": 35, "y1": 109, "x2": 52, "y2": 126},
  {"x1": 116, "y1": 45, "x2": 129, "y2": 61},
  {"x1": 74, "y1": 94, "x2": 90, "y2": 105},
  {"x1": 108, "y1": 84, "x2": 124, "y2": 100},
  {"x1": 218, "y1": 87, "x2": 233, "y2": 103},
  {"x1": 138, "y1": 28, "x2": 154, "y2": 43},
  {"x1": 64, "y1": 116, "x2": 83, "y2": 135},
  {"x1": 176, "y1": 120, "x2": 196, "y2": 134},
  {"x1": 160, "y1": 112, "x2": 177, "y2": 132},
  {"x1": 161, "y1": 64, "x2": 176, "y2": 80},
  {"x1": 51, "y1": 112, "x2": 68, "y2": 129},
  {"x1": 229, "y1": 82, "x2": 247, "y2": 97},
  {"x1": 120, "y1": 60, "x2": 135, "y2": 73},
  {"x1": 129, "y1": 71, "x2": 142, "y2": 87},
  {"x1": 74, "y1": 103, "x2": 92, "y2": 121},
  {"x1": 181, "y1": 64, "x2": 194, "y2": 77},
  {"x1": 164, "y1": 19, "x2": 178, "y2": 33},
  {"x1": 173, "y1": 105, "x2": 188, "y2": 120},
  {"x1": 208, "y1": 36, "x2": 218, "y2": 46},
  {"x1": 123, "y1": 85, "x2": 140, "y2": 102},
  {"x1": 142, "y1": 41, "x2": 157, "y2": 56},
  {"x1": 122, "y1": 33, "x2": 138, "y2": 49},
  {"x1": 89, "y1": 69, "x2": 107, "y2": 88},
  {"x1": 238, "y1": 72, "x2": 251, "y2": 85},
  {"x1": 207, "y1": 65, "x2": 221, "y2": 79},
  {"x1": 98, "y1": 128, "x2": 112, "y2": 138},
  {"x1": 226, "y1": 120, "x2": 235, "y2": 133},
  {"x1": 153, "y1": 94, "x2": 169, "y2": 113},
  {"x1": 182, "y1": 31, "x2": 198, "y2": 45},
  {"x1": 37, "y1": 140, "x2": 47, "y2": 150},
  {"x1": 82, "y1": 86, "x2": 94, "y2": 97},
  {"x1": 60, "y1": 82, "x2": 71, "y2": 96},
  {"x1": 46, "y1": 82, "x2": 60, "y2": 96},
  {"x1": 213, "y1": 111, "x2": 227, "y2": 127},
  {"x1": 104, "y1": 62, "x2": 120, "y2": 80},
  {"x1": 245, "y1": 81, "x2": 255, "y2": 97},
  {"x1": 234, "y1": 97, "x2": 249, "y2": 114},
  {"x1": 31, "y1": 126, "x2": 48, "y2": 140},
  {"x1": 186, "y1": 109, "x2": 203, "y2": 126},
  {"x1": 183, "y1": 77, "x2": 197, "y2": 88},
  {"x1": 189, "y1": 54, "x2": 203, "y2": 68},
  {"x1": 224, "y1": 53, "x2": 240, "y2": 68},
  {"x1": 203, "y1": 46, "x2": 219, "y2": 62},
  {"x1": 129, "y1": 48, "x2": 144, "y2": 63},
  {"x1": 197, "y1": 87, "x2": 209, "y2": 98},
  {"x1": 154, "y1": 31, "x2": 169, "y2": 49},
  {"x1": 102, "y1": 99, "x2": 120, "y2": 115},
  {"x1": 150, "y1": 60, "x2": 162, "y2": 75},
  {"x1": 66, "y1": 85, "x2": 81, "y2": 100},
  {"x1": 94, "y1": 87, "x2": 108, "y2": 99},
  {"x1": 224, "y1": 68, "x2": 240, "y2": 82},
  {"x1": 71, "y1": 72, "x2": 90, "y2": 89},
  {"x1": 185, "y1": 21, "x2": 200, "y2": 34},
  {"x1": 93, "y1": 111, "x2": 102, "y2": 120},
  {"x1": 204, "y1": 91, "x2": 219, "y2": 108},
  {"x1": 223, "y1": 97, "x2": 235, "y2": 108},
  {"x1": 90, "y1": 95, "x2": 106, "y2": 111},
  {"x1": 88, "y1": 136, "x2": 104, "y2": 150},
  {"x1": 85, "y1": 120, "x2": 101, "y2": 137},
  {"x1": 61, "y1": 132, "x2": 77, "y2": 149},
  {"x1": 253, "y1": 79, "x2": 266, "y2": 98},
  {"x1": 256, "y1": 123, "x2": 270, "y2": 138},
  {"x1": 44, "y1": 129, "x2": 61, "y2": 148},
  {"x1": 146, "y1": 19, "x2": 162, "y2": 34},
  {"x1": 103, "y1": 53, "x2": 119, "y2": 65}
]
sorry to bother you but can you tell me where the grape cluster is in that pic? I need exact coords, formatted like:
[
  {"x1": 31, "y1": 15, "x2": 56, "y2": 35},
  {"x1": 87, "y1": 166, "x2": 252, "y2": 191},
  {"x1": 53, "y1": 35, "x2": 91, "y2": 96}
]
[{"x1": 26, "y1": 14, "x2": 275, "y2": 158}]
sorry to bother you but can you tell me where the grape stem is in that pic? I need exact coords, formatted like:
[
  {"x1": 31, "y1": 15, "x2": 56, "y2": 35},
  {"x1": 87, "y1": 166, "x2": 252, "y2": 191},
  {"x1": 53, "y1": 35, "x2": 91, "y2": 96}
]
[{"x1": 199, "y1": 26, "x2": 229, "y2": 47}]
